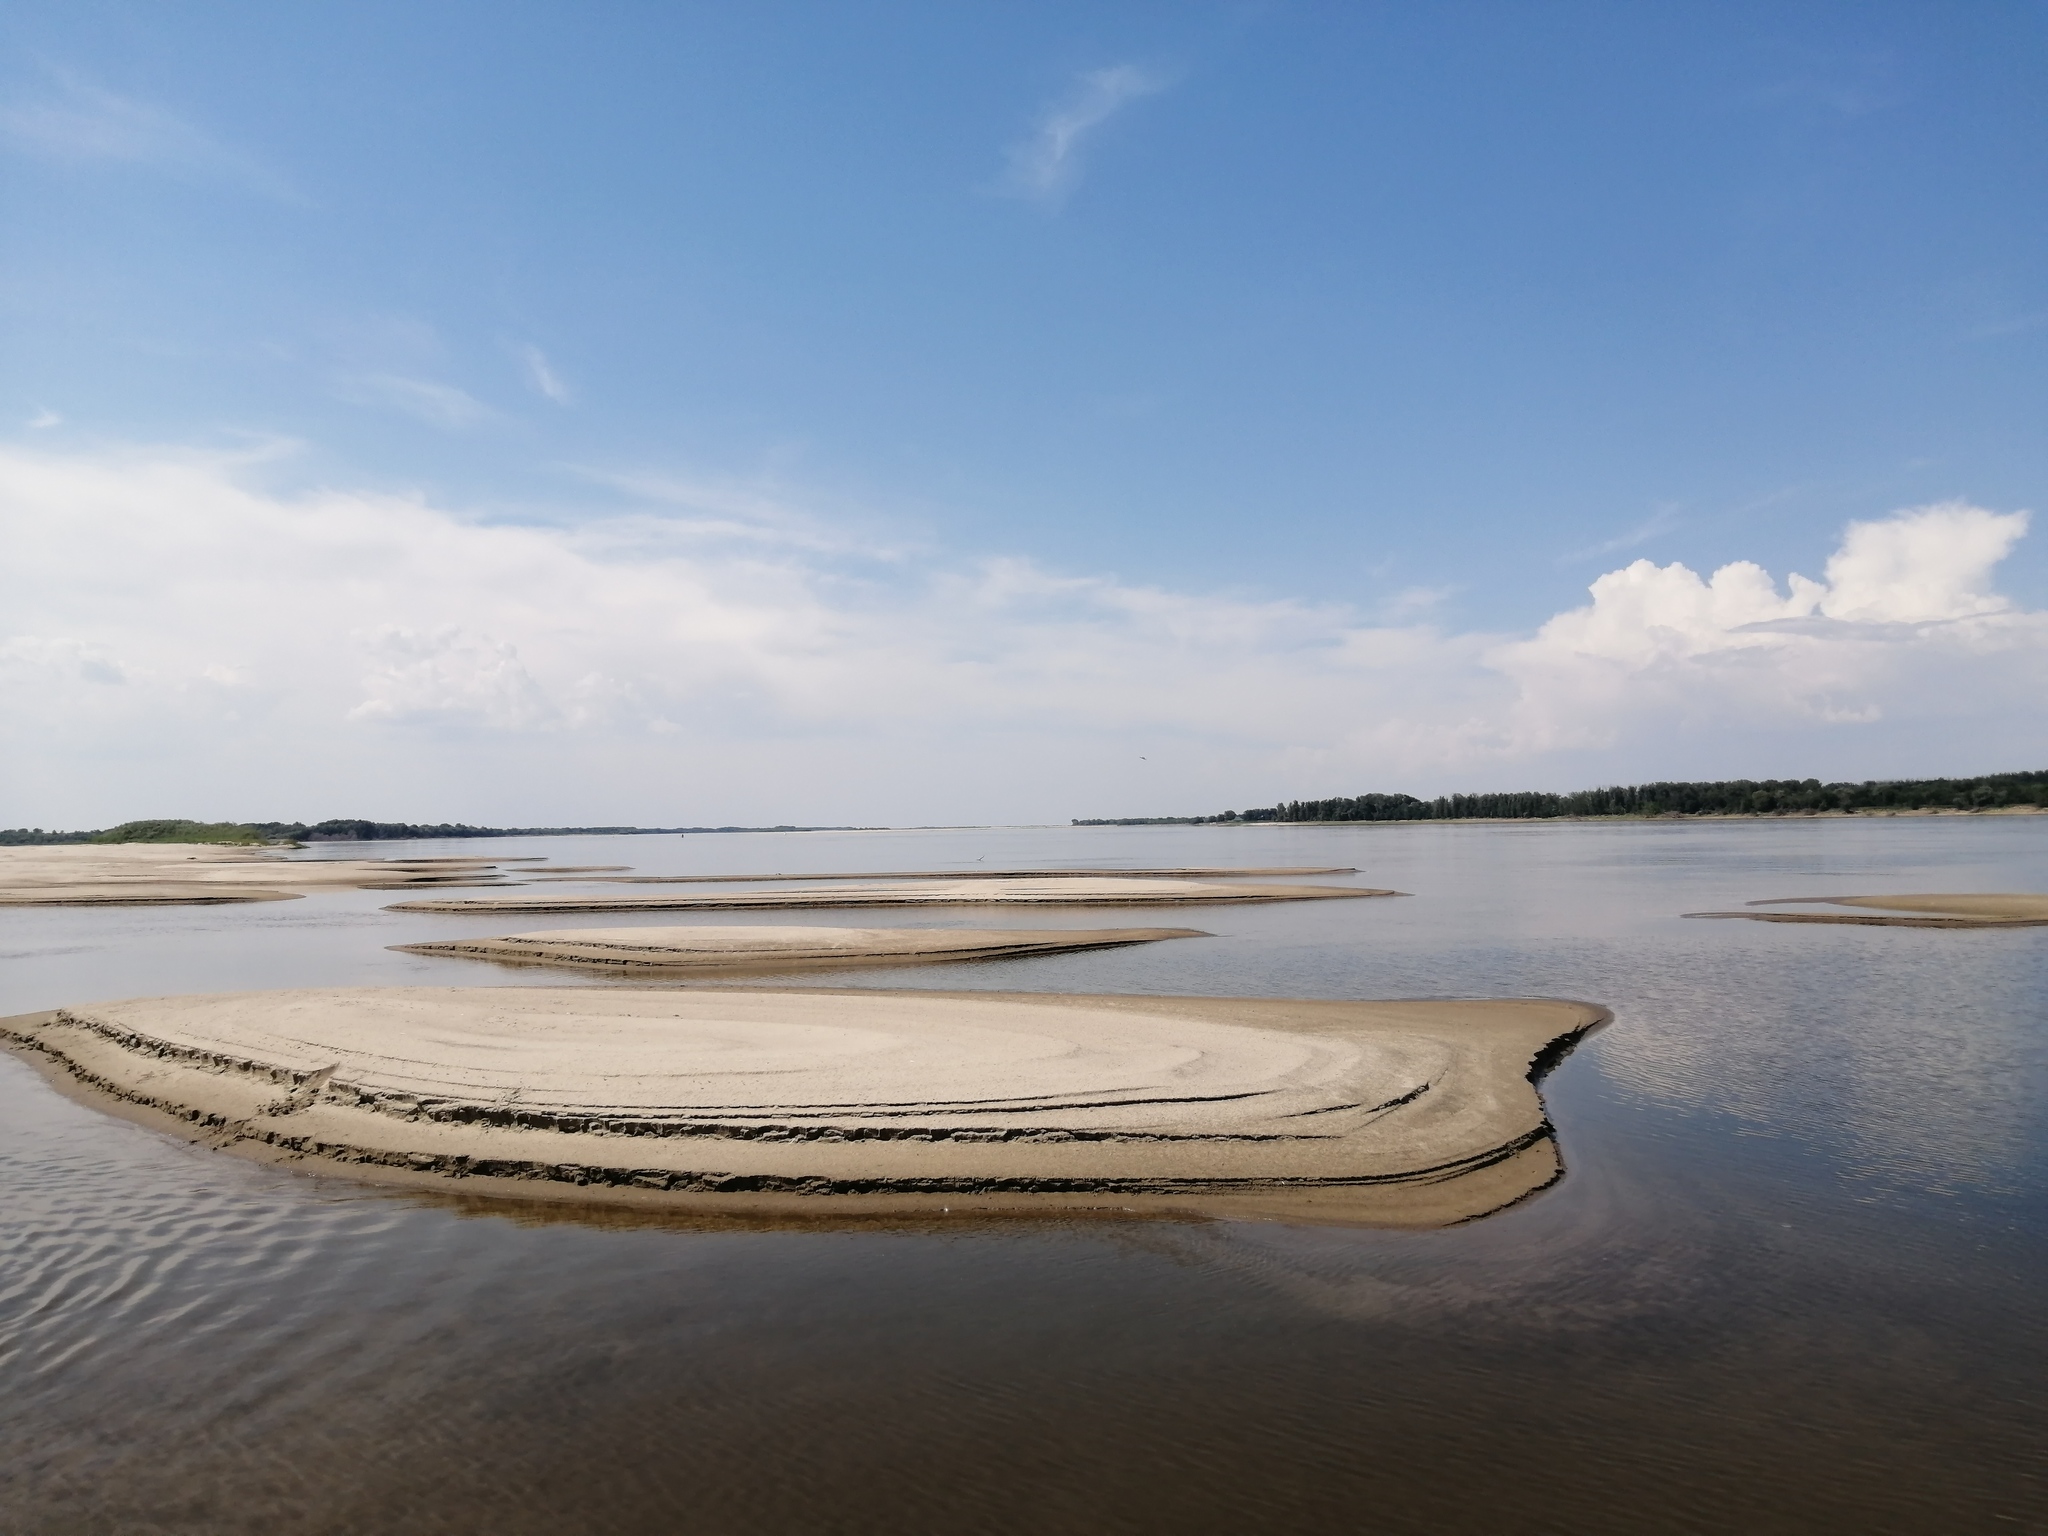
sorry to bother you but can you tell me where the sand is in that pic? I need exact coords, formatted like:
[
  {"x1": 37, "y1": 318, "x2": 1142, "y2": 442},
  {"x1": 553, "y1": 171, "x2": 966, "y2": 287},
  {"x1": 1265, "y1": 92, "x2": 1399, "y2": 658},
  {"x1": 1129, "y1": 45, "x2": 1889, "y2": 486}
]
[
  {"x1": 1685, "y1": 893, "x2": 2048, "y2": 929},
  {"x1": 0, "y1": 986, "x2": 1605, "y2": 1227},
  {"x1": 386, "y1": 876, "x2": 1394, "y2": 915},
  {"x1": 0, "y1": 844, "x2": 556, "y2": 905},
  {"x1": 394, "y1": 924, "x2": 1208, "y2": 973},
  {"x1": 529, "y1": 866, "x2": 1358, "y2": 884}
]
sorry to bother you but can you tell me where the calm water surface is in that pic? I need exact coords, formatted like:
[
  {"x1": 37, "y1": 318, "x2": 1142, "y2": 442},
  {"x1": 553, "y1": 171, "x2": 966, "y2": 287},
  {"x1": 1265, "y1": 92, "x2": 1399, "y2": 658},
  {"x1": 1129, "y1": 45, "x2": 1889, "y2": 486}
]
[{"x1": 3, "y1": 820, "x2": 2045, "y2": 1533}]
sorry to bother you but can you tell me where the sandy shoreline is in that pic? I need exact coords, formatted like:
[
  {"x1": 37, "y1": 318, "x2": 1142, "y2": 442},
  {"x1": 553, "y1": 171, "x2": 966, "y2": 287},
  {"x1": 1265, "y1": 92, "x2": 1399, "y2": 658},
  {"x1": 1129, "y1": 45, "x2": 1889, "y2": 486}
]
[{"x1": 0, "y1": 987, "x2": 1605, "y2": 1227}]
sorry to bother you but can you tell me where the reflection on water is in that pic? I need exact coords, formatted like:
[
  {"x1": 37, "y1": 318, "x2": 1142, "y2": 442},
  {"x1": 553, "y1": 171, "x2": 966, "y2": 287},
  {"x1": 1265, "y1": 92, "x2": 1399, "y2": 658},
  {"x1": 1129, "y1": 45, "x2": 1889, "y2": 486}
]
[{"x1": 3, "y1": 818, "x2": 2045, "y2": 1533}]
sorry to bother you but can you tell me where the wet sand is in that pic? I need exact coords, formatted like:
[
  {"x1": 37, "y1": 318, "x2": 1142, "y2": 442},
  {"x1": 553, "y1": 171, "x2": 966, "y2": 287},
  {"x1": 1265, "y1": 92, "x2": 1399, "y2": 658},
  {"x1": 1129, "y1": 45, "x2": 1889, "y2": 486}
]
[
  {"x1": 0, "y1": 986, "x2": 1603, "y2": 1227},
  {"x1": 393, "y1": 924, "x2": 1208, "y2": 974},
  {"x1": 1685, "y1": 893, "x2": 2048, "y2": 928},
  {"x1": 387, "y1": 876, "x2": 1395, "y2": 915}
]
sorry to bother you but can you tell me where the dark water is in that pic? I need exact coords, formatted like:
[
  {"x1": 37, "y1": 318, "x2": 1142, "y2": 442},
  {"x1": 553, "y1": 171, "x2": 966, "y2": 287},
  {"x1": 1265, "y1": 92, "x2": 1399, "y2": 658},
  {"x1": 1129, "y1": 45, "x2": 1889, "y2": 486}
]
[{"x1": 4, "y1": 820, "x2": 2045, "y2": 1533}]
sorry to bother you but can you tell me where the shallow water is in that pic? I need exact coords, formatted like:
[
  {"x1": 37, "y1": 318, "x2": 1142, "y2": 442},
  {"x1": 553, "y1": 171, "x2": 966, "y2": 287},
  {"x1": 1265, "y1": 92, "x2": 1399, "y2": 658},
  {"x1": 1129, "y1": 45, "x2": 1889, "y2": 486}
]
[{"x1": 3, "y1": 818, "x2": 2045, "y2": 1533}]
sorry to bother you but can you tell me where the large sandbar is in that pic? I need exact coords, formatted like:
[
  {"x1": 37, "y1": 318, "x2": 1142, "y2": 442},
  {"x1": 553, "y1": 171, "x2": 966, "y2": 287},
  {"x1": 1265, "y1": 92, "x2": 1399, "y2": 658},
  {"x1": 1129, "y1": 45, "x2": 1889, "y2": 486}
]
[
  {"x1": 0, "y1": 986, "x2": 1603, "y2": 1227},
  {"x1": 394, "y1": 924, "x2": 1207, "y2": 973},
  {"x1": 0, "y1": 844, "x2": 555, "y2": 905},
  {"x1": 1685, "y1": 893, "x2": 2048, "y2": 928},
  {"x1": 387, "y1": 876, "x2": 1394, "y2": 915},
  {"x1": 530, "y1": 865, "x2": 1358, "y2": 884}
]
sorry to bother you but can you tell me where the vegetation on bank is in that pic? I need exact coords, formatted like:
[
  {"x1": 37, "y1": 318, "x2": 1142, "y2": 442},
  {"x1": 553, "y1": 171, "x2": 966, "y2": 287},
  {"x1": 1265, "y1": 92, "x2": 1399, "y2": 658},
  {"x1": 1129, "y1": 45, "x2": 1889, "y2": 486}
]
[
  {"x1": 245, "y1": 820, "x2": 865, "y2": 840},
  {"x1": 0, "y1": 819, "x2": 272, "y2": 845},
  {"x1": 0, "y1": 817, "x2": 869, "y2": 845},
  {"x1": 247, "y1": 820, "x2": 682, "y2": 842},
  {"x1": 93, "y1": 820, "x2": 270, "y2": 845},
  {"x1": 1075, "y1": 770, "x2": 2048, "y2": 827}
]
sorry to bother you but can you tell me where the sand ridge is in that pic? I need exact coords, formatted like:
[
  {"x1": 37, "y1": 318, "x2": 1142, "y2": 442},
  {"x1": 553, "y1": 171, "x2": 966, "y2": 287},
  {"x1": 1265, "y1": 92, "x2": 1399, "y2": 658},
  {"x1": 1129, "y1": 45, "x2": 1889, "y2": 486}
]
[
  {"x1": 1684, "y1": 893, "x2": 2048, "y2": 928},
  {"x1": 393, "y1": 924, "x2": 1208, "y2": 973},
  {"x1": 386, "y1": 876, "x2": 1396, "y2": 915},
  {"x1": 0, "y1": 986, "x2": 1605, "y2": 1227}
]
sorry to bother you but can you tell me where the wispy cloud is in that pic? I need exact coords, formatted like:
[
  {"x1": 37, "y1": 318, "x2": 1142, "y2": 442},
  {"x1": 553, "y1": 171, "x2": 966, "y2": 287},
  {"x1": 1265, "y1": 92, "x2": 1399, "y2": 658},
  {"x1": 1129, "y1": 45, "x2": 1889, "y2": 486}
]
[
  {"x1": 1560, "y1": 503, "x2": 1683, "y2": 564},
  {"x1": 1376, "y1": 585, "x2": 1457, "y2": 623},
  {"x1": 573, "y1": 466, "x2": 898, "y2": 557},
  {"x1": 1747, "y1": 48, "x2": 1903, "y2": 118},
  {"x1": 0, "y1": 67, "x2": 296, "y2": 199},
  {"x1": 337, "y1": 374, "x2": 493, "y2": 430},
  {"x1": 26, "y1": 408, "x2": 63, "y2": 431},
  {"x1": 1965, "y1": 308, "x2": 2048, "y2": 341},
  {"x1": 516, "y1": 344, "x2": 573, "y2": 405},
  {"x1": 1002, "y1": 65, "x2": 1166, "y2": 205}
]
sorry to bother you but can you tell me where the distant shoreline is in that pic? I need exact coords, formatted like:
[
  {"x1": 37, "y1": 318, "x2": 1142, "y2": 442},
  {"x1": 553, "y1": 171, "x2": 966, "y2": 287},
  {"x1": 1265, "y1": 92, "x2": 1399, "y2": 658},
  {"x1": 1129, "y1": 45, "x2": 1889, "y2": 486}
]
[{"x1": 1076, "y1": 805, "x2": 2048, "y2": 828}]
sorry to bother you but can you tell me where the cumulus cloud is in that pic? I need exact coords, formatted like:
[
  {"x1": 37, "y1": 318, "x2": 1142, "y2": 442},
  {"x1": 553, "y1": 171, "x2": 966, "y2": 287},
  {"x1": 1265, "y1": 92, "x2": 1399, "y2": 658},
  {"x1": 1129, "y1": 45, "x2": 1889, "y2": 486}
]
[
  {"x1": 1812, "y1": 501, "x2": 2022, "y2": 623},
  {"x1": 1003, "y1": 65, "x2": 1165, "y2": 204},
  {"x1": 0, "y1": 443, "x2": 2040, "y2": 825},
  {"x1": 1493, "y1": 503, "x2": 2042, "y2": 755}
]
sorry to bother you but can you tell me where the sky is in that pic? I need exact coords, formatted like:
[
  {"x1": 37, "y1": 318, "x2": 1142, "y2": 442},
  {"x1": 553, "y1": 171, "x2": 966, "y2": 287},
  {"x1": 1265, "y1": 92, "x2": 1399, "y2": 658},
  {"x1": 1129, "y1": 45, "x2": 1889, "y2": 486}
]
[{"x1": 3, "y1": 1, "x2": 2044, "y2": 827}]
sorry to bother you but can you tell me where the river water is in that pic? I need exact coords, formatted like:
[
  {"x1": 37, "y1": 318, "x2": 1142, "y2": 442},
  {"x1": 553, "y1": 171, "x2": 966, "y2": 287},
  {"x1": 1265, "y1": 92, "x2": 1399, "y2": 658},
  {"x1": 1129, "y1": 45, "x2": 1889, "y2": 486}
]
[{"x1": 3, "y1": 818, "x2": 2044, "y2": 1533}]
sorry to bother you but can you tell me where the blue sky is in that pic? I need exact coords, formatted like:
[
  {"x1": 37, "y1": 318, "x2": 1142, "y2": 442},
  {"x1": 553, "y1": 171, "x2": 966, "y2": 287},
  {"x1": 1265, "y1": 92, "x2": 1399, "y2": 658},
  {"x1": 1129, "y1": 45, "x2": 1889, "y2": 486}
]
[{"x1": 3, "y1": 3, "x2": 2045, "y2": 825}]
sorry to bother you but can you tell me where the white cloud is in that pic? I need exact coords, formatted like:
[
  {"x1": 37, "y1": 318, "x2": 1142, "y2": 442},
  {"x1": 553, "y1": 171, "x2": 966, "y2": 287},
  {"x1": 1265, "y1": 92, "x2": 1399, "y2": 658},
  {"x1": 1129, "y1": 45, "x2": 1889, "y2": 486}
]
[
  {"x1": 0, "y1": 443, "x2": 2040, "y2": 825},
  {"x1": 516, "y1": 344, "x2": 572, "y2": 405},
  {"x1": 1003, "y1": 65, "x2": 1165, "y2": 204},
  {"x1": 348, "y1": 626, "x2": 559, "y2": 730},
  {"x1": 1491, "y1": 503, "x2": 2042, "y2": 755},
  {"x1": 0, "y1": 68, "x2": 294, "y2": 198},
  {"x1": 337, "y1": 373, "x2": 493, "y2": 430},
  {"x1": 1812, "y1": 501, "x2": 2022, "y2": 622},
  {"x1": 0, "y1": 634, "x2": 125, "y2": 686}
]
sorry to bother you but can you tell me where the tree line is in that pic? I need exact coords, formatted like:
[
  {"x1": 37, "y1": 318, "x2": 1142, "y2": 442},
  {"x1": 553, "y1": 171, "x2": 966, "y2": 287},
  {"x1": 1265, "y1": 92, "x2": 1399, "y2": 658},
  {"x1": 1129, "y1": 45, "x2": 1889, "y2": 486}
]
[
  {"x1": 1074, "y1": 769, "x2": 2048, "y2": 827},
  {"x1": 1, "y1": 816, "x2": 876, "y2": 846}
]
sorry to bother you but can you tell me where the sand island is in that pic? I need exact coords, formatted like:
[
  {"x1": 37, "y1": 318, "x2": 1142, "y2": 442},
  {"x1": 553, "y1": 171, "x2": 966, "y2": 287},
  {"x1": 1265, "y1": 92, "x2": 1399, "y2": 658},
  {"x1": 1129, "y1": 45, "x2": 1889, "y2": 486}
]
[
  {"x1": 1685, "y1": 893, "x2": 2048, "y2": 928},
  {"x1": 528, "y1": 865, "x2": 1357, "y2": 883},
  {"x1": 394, "y1": 924, "x2": 1208, "y2": 974},
  {"x1": 386, "y1": 876, "x2": 1394, "y2": 915},
  {"x1": 0, "y1": 843, "x2": 584, "y2": 905},
  {"x1": 0, "y1": 986, "x2": 1605, "y2": 1227}
]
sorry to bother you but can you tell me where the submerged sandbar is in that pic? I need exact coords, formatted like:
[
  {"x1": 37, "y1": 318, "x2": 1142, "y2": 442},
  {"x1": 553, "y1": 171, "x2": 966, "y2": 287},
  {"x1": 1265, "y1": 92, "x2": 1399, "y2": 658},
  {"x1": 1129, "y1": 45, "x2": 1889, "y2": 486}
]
[
  {"x1": 386, "y1": 876, "x2": 1394, "y2": 915},
  {"x1": 1685, "y1": 893, "x2": 2048, "y2": 928},
  {"x1": 395, "y1": 924, "x2": 1207, "y2": 973},
  {"x1": 0, "y1": 986, "x2": 1603, "y2": 1227}
]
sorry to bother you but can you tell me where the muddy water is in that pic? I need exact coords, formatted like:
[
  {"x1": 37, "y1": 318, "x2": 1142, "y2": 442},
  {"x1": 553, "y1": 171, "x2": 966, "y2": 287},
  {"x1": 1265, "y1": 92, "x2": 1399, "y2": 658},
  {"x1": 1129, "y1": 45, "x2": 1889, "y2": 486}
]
[{"x1": 3, "y1": 818, "x2": 2045, "y2": 1533}]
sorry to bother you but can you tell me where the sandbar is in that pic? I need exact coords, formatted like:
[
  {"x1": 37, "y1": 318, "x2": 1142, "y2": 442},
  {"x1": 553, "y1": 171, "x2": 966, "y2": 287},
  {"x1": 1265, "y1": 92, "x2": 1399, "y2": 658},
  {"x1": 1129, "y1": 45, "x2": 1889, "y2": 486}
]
[
  {"x1": 0, "y1": 843, "x2": 555, "y2": 906},
  {"x1": 529, "y1": 866, "x2": 1358, "y2": 884},
  {"x1": 386, "y1": 876, "x2": 1394, "y2": 915},
  {"x1": 1685, "y1": 893, "x2": 2048, "y2": 928},
  {"x1": 394, "y1": 924, "x2": 1207, "y2": 973},
  {"x1": 0, "y1": 986, "x2": 1604, "y2": 1227}
]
